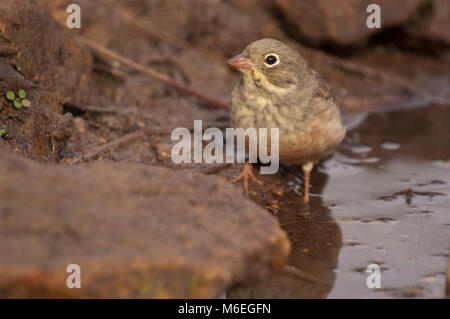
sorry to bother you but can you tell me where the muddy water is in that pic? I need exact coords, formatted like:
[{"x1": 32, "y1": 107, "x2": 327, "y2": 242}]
[{"x1": 229, "y1": 104, "x2": 450, "y2": 298}]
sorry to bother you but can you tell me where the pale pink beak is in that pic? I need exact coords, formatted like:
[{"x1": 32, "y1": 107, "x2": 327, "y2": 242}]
[{"x1": 226, "y1": 53, "x2": 255, "y2": 70}]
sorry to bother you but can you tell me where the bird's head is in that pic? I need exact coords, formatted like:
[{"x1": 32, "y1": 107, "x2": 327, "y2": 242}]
[{"x1": 226, "y1": 38, "x2": 309, "y2": 90}]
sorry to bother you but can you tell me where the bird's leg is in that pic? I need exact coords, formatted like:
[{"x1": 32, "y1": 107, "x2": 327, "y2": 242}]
[
  {"x1": 232, "y1": 161, "x2": 263, "y2": 195},
  {"x1": 302, "y1": 162, "x2": 314, "y2": 203}
]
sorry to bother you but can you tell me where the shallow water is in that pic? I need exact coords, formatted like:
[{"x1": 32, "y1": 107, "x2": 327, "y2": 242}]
[
  {"x1": 325, "y1": 104, "x2": 450, "y2": 298},
  {"x1": 229, "y1": 104, "x2": 450, "y2": 298}
]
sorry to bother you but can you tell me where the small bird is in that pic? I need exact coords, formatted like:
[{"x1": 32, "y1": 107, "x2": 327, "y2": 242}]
[{"x1": 226, "y1": 38, "x2": 346, "y2": 203}]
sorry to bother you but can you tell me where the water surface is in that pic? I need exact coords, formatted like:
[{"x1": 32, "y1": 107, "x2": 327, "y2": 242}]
[{"x1": 229, "y1": 104, "x2": 450, "y2": 298}]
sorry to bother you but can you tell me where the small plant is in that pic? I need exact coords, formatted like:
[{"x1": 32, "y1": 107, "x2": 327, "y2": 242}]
[
  {"x1": 0, "y1": 125, "x2": 6, "y2": 137},
  {"x1": 6, "y1": 89, "x2": 31, "y2": 109}
]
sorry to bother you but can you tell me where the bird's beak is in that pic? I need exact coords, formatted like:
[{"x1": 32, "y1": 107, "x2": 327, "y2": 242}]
[{"x1": 226, "y1": 53, "x2": 255, "y2": 70}]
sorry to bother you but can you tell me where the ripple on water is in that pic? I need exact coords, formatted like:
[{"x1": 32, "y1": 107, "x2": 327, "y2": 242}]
[{"x1": 381, "y1": 142, "x2": 401, "y2": 151}]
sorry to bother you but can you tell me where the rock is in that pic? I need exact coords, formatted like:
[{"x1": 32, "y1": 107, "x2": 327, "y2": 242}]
[
  {"x1": 408, "y1": 0, "x2": 450, "y2": 45},
  {"x1": 0, "y1": 146, "x2": 290, "y2": 298},
  {"x1": 274, "y1": 0, "x2": 422, "y2": 46}
]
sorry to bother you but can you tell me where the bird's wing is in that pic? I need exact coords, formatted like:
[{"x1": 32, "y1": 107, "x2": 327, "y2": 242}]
[
  {"x1": 308, "y1": 68, "x2": 345, "y2": 126},
  {"x1": 309, "y1": 68, "x2": 335, "y2": 103}
]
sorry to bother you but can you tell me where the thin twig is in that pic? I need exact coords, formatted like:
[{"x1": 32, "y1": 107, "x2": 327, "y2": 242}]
[
  {"x1": 93, "y1": 62, "x2": 128, "y2": 79},
  {"x1": 63, "y1": 103, "x2": 159, "y2": 123},
  {"x1": 0, "y1": 44, "x2": 18, "y2": 56},
  {"x1": 85, "y1": 120, "x2": 120, "y2": 131},
  {"x1": 69, "y1": 118, "x2": 231, "y2": 165},
  {"x1": 70, "y1": 127, "x2": 169, "y2": 164},
  {"x1": 79, "y1": 37, "x2": 230, "y2": 111},
  {"x1": 64, "y1": 102, "x2": 122, "y2": 115}
]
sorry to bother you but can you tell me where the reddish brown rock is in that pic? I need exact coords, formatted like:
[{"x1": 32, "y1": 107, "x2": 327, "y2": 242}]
[
  {"x1": 0, "y1": 145, "x2": 290, "y2": 298},
  {"x1": 408, "y1": 0, "x2": 450, "y2": 45},
  {"x1": 274, "y1": 0, "x2": 422, "y2": 46}
]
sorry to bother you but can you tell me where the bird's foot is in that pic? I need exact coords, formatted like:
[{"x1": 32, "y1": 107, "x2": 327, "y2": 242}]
[
  {"x1": 232, "y1": 162, "x2": 263, "y2": 195},
  {"x1": 302, "y1": 192, "x2": 310, "y2": 204},
  {"x1": 301, "y1": 162, "x2": 314, "y2": 204}
]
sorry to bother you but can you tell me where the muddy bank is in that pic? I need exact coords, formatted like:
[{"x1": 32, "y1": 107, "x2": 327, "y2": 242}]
[{"x1": 0, "y1": 0, "x2": 93, "y2": 161}]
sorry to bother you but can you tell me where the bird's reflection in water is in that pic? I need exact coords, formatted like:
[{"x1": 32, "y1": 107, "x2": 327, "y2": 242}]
[{"x1": 228, "y1": 166, "x2": 342, "y2": 298}]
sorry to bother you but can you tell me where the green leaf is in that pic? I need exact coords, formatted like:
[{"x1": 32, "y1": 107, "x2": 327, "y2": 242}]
[
  {"x1": 6, "y1": 91, "x2": 15, "y2": 101},
  {"x1": 18, "y1": 89, "x2": 26, "y2": 99},
  {"x1": 13, "y1": 100, "x2": 22, "y2": 109},
  {"x1": 0, "y1": 126, "x2": 6, "y2": 137},
  {"x1": 22, "y1": 99, "x2": 31, "y2": 108}
]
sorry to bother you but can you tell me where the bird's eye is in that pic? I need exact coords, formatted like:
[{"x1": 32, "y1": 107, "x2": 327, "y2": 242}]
[
  {"x1": 266, "y1": 55, "x2": 277, "y2": 65},
  {"x1": 264, "y1": 54, "x2": 280, "y2": 67}
]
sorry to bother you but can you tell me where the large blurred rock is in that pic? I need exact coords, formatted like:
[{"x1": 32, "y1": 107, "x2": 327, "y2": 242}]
[
  {"x1": 274, "y1": 0, "x2": 422, "y2": 46},
  {"x1": 408, "y1": 0, "x2": 450, "y2": 45},
  {"x1": 275, "y1": 0, "x2": 450, "y2": 47},
  {"x1": 0, "y1": 145, "x2": 290, "y2": 298}
]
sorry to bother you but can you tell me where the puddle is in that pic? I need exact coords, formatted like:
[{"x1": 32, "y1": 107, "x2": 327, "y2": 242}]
[
  {"x1": 324, "y1": 104, "x2": 450, "y2": 298},
  {"x1": 229, "y1": 104, "x2": 450, "y2": 298}
]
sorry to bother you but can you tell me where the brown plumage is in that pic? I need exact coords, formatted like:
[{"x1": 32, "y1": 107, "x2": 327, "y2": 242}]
[{"x1": 227, "y1": 38, "x2": 346, "y2": 203}]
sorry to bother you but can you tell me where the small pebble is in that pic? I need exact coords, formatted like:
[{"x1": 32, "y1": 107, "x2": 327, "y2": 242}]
[
  {"x1": 272, "y1": 188, "x2": 283, "y2": 196},
  {"x1": 74, "y1": 117, "x2": 87, "y2": 134}
]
